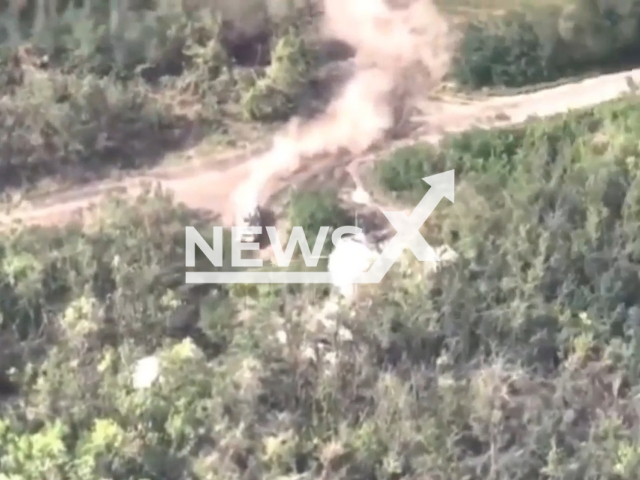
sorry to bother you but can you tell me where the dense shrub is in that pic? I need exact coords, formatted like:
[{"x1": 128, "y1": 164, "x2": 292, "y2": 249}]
[
  {"x1": 0, "y1": 0, "x2": 317, "y2": 191},
  {"x1": 0, "y1": 187, "x2": 218, "y2": 339},
  {"x1": 362, "y1": 95, "x2": 640, "y2": 477},
  {"x1": 5, "y1": 96, "x2": 640, "y2": 479},
  {"x1": 452, "y1": 0, "x2": 640, "y2": 89},
  {"x1": 0, "y1": 72, "x2": 192, "y2": 188},
  {"x1": 375, "y1": 96, "x2": 640, "y2": 359},
  {"x1": 11, "y1": 2, "x2": 640, "y2": 479},
  {"x1": 287, "y1": 187, "x2": 353, "y2": 251},
  {"x1": 241, "y1": 27, "x2": 313, "y2": 121},
  {"x1": 452, "y1": 11, "x2": 555, "y2": 88},
  {"x1": 375, "y1": 124, "x2": 529, "y2": 201}
]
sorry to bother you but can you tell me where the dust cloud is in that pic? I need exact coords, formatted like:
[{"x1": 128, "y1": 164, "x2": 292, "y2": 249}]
[{"x1": 232, "y1": 0, "x2": 454, "y2": 225}]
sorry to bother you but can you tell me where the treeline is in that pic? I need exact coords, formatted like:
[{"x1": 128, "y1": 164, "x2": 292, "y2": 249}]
[
  {"x1": 452, "y1": 0, "x2": 640, "y2": 89},
  {"x1": 0, "y1": 0, "x2": 317, "y2": 191}
]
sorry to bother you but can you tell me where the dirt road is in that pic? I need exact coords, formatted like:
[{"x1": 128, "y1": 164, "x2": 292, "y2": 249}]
[{"x1": 1, "y1": 66, "x2": 640, "y2": 230}]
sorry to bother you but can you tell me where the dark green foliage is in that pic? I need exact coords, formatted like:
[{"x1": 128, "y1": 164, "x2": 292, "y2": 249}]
[
  {"x1": 7, "y1": 2, "x2": 640, "y2": 478},
  {"x1": 287, "y1": 187, "x2": 353, "y2": 250},
  {"x1": 375, "y1": 95, "x2": 640, "y2": 368},
  {"x1": 375, "y1": 125, "x2": 528, "y2": 201},
  {"x1": 5, "y1": 97, "x2": 640, "y2": 479},
  {"x1": 0, "y1": 187, "x2": 221, "y2": 343},
  {"x1": 0, "y1": 74, "x2": 190, "y2": 188},
  {"x1": 452, "y1": 0, "x2": 640, "y2": 89},
  {"x1": 0, "y1": 0, "x2": 316, "y2": 192},
  {"x1": 452, "y1": 12, "x2": 554, "y2": 88}
]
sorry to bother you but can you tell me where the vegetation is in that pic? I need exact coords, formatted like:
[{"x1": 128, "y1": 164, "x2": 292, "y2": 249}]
[
  {"x1": 6, "y1": 1, "x2": 640, "y2": 479},
  {"x1": 1, "y1": 0, "x2": 640, "y2": 194},
  {"x1": 287, "y1": 187, "x2": 353, "y2": 254},
  {"x1": 2, "y1": 86, "x2": 640, "y2": 478},
  {"x1": 451, "y1": 0, "x2": 640, "y2": 89},
  {"x1": 0, "y1": 0, "x2": 318, "y2": 191}
]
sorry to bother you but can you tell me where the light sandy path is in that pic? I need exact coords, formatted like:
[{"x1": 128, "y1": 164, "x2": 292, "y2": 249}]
[{"x1": 2, "y1": 67, "x2": 640, "y2": 229}]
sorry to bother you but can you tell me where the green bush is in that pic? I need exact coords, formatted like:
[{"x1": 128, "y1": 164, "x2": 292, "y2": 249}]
[
  {"x1": 375, "y1": 125, "x2": 529, "y2": 201},
  {"x1": 287, "y1": 187, "x2": 353, "y2": 253},
  {"x1": 375, "y1": 97, "x2": 640, "y2": 347},
  {"x1": 358, "y1": 97, "x2": 640, "y2": 479},
  {"x1": 0, "y1": 0, "x2": 319, "y2": 190},
  {"x1": 0, "y1": 72, "x2": 189, "y2": 189},
  {"x1": 452, "y1": 12, "x2": 555, "y2": 89},
  {"x1": 241, "y1": 28, "x2": 313, "y2": 121},
  {"x1": 0, "y1": 186, "x2": 216, "y2": 339},
  {"x1": 452, "y1": 0, "x2": 640, "y2": 89}
]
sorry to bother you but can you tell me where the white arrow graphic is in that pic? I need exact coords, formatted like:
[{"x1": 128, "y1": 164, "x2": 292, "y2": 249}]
[{"x1": 357, "y1": 169, "x2": 455, "y2": 284}]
